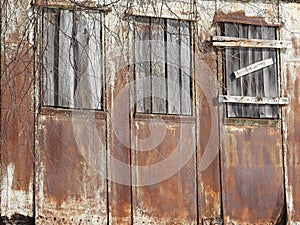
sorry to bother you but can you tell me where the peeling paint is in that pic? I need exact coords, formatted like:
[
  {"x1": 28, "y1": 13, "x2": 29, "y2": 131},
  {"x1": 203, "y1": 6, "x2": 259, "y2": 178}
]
[{"x1": 1, "y1": 164, "x2": 33, "y2": 218}]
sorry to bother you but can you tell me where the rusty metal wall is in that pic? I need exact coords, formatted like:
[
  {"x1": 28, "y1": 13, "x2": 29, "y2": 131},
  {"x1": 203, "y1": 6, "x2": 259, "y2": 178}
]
[
  {"x1": 1, "y1": 0, "x2": 35, "y2": 222},
  {"x1": 1, "y1": 0, "x2": 300, "y2": 224},
  {"x1": 280, "y1": 2, "x2": 300, "y2": 224}
]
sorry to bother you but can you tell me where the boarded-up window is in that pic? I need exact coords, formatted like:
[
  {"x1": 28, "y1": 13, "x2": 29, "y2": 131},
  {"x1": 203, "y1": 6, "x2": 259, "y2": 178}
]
[
  {"x1": 222, "y1": 23, "x2": 279, "y2": 119},
  {"x1": 135, "y1": 17, "x2": 192, "y2": 115},
  {"x1": 42, "y1": 8, "x2": 103, "y2": 110}
]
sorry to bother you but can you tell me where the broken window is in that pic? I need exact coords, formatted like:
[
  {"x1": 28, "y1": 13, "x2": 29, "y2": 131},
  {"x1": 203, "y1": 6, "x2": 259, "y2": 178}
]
[
  {"x1": 41, "y1": 8, "x2": 103, "y2": 110},
  {"x1": 213, "y1": 23, "x2": 288, "y2": 119},
  {"x1": 135, "y1": 17, "x2": 192, "y2": 115}
]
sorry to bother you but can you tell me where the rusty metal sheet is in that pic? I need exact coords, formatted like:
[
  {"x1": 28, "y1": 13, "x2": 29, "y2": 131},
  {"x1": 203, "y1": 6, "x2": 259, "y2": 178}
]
[
  {"x1": 1, "y1": 1, "x2": 35, "y2": 216},
  {"x1": 107, "y1": 66, "x2": 132, "y2": 224},
  {"x1": 36, "y1": 112, "x2": 107, "y2": 224},
  {"x1": 285, "y1": 63, "x2": 300, "y2": 223},
  {"x1": 279, "y1": 2, "x2": 300, "y2": 224},
  {"x1": 131, "y1": 117, "x2": 197, "y2": 224},
  {"x1": 221, "y1": 125, "x2": 285, "y2": 224},
  {"x1": 214, "y1": 11, "x2": 282, "y2": 27},
  {"x1": 195, "y1": 50, "x2": 222, "y2": 222}
]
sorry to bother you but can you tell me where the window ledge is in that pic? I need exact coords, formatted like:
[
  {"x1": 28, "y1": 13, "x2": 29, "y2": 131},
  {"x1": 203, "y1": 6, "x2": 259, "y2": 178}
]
[
  {"x1": 224, "y1": 117, "x2": 281, "y2": 127},
  {"x1": 40, "y1": 106, "x2": 107, "y2": 119},
  {"x1": 134, "y1": 113, "x2": 195, "y2": 123}
]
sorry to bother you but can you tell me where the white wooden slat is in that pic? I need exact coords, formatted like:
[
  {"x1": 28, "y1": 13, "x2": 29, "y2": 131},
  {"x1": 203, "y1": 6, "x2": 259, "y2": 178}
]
[
  {"x1": 212, "y1": 36, "x2": 291, "y2": 49},
  {"x1": 233, "y1": 58, "x2": 274, "y2": 78},
  {"x1": 58, "y1": 10, "x2": 75, "y2": 108},
  {"x1": 219, "y1": 95, "x2": 289, "y2": 105}
]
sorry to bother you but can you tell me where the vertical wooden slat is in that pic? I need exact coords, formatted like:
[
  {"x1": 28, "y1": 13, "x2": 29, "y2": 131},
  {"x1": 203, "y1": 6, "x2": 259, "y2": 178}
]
[
  {"x1": 58, "y1": 10, "x2": 74, "y2": 108},
  {"x1": 135, "y1": 18, "x2": 151, "y2": 113},
  {"x1": 42, "y1": 9, "x2": 59, "y2": 106},
  {"x1": 244, "y1": 24, "x2": 259, "y2": 118},
  {"x1": 252, "y1": 26, "x2": 264, "y2": 118},
  {"x1": 73, "y1": 11, "x2": 88, "y2": 108},
  {"x1": 225, "y1": 23, "x2": 240, "y2": 117},
  {"x1": 238, "y1": 24, "x2": 248, "y2": 117},
  {"x1": 243, "y1": 25, "x2": 252, "y2": 118},
  {"x1": 167, "y1": 20, "x2": 181, "y2": 114},
  {"x1": 74, "y1": 11, "x2": 102, "y2": 110},
  {"x1": 180, "y1": 21, "x2": 191, "y2": 115},
  {"x1": 262, "y1": 26, "x2": 279, "y2": 118},
  {"x1": 151, "y1": 18, "x2": 166, "y2": 114},
  {"x1": 88, "y1": 12, "x2": 103, "y2": 110}
]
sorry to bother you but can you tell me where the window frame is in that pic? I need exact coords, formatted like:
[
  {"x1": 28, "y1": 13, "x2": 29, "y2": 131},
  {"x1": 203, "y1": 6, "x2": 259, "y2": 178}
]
[
  {"x1": 38, "y1": 6, "x2": 105, "y2": 111},
  {"x1": 213, "y1": 22, "x2": 289, "y2": 120},
  {"x1": 133, "y1": 16, "x2": 194, "y2": 117}
]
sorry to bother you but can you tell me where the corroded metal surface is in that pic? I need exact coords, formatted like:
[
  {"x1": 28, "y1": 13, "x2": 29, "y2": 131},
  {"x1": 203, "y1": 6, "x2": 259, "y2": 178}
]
[
  {"x1": 36, "y1": 112, "x2": 107, "y2": 224},
  {"x1": 221, "y1": 125, "x2": 285, "y2": 224},
  {"x1": 2, "y1": 0, "x2": 300, "y2": 224}
]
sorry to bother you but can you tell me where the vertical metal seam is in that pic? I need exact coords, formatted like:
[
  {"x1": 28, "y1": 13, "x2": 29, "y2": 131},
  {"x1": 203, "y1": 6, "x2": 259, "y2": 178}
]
[
  {"x1": 278, "y1": 0, "x2": 289, "y2": 223},
  {"x1": 32, "y1": 1, "x2": 37, "y2": 222},
  {"x1": 0, "y1": 0, "x2": 3, "y2": 217},
  {"x1": 215, "y1": 0, "x2": 225, "y2": 223}
]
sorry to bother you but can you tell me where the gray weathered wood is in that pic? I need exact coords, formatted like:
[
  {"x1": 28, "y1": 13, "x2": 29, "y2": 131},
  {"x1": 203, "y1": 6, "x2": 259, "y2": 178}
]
[
  {"x1": 135, "y1": 18, "x2": 151, "y2": 113},
  {"x1": 167, "y1": 20, "x2": 181, "y2": 114},
  {"x1": 58, "y1": 10, "x2": 75, "y2": 108},
  {"x1": 151, "y1": 19, "x2": 166, "y2": 114},
  {"x1": 212, "y1": 36, "x2": 291, "y2": 49},
  {"x1": 42, "y1": 9, "x2": 58, "y2": 106},
  {"x1": 262, "y1": 26, "x2": 279, "y2": 118},
  {"x1": 74, "y1": 11, "x2": 102, "y2": 110},
  {"x1": 225, "y1": 23, "x2": 240, "y2": 117},
  {"x1": 180, "y1": 21, "x2": 192, "y2": 115}
]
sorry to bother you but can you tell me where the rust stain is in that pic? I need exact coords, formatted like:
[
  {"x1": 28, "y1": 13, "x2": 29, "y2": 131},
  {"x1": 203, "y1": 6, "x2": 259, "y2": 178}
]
[
  {"x1": 35, "y1": 0, "x2": 111, "y2": 11},
  {"x1": 1, "y1": 43, "x2": 35, "y2": 192},
  {"x1": 222, "y1": 125, "x2": 285, "y2": 224},
  {"x1": 214, "y1": 10, "x2": 282, "y2": 27},
  {"x1": 286, "y1": 64, "x2": 300, "y2": 222},
  {"x1": 132, "y1": 119, "x2": 197, "y2": 224}
]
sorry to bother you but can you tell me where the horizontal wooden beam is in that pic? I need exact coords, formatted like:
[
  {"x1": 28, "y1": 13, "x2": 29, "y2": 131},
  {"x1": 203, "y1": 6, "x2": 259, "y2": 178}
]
[
  {"x1": 212, "y1": 36, "x2": 291, "y2": 49},
  {"x1": 218, "y1": 95, "x2": 289, "y2": 105},
  {"x1": 233, "y1": 58, "x2": 274, "y2": 78}
]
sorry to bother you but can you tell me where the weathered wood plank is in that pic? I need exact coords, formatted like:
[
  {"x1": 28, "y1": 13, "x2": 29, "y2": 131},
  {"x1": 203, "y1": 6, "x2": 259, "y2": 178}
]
[
  {"x1": 262, "y1": 26, "x2": 279, "y2": 118},
  {"x1": 151, "y1": 19, "x2": 166, "y2": 114},
  {"x1": 225, "y1": 23, "x2": 241, "y2": 117},
  {"x1": 212, "y1": 36, "x2": 291, "y2": 49},
  {"x1": 167, "y1": 20, "x2": 181, "y2": 114},
  {"x1": 42, "y1": 9, "x2": 58, "y2": 106},
  {"x1": 219, "y1": 95, "x2": 289, "y2": 105},
  {"x1": 233, "y1": 58, "x2": 274, "y2": 78},
  {"x1": 74, "y1": 11, "x2": 102, "y2": 110},
  {"x1": 238, "y1": 24, "x2": 247, "y2": 117},
  {"x1": 58, "y1": 10, "x2": 75, "y2": 108},
  {"x1": 135, "y1": 18, "x2": 151, "y2": 113},
  {"x1": 180, "y1": 21, "x2": 192, "y2": 115}
]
